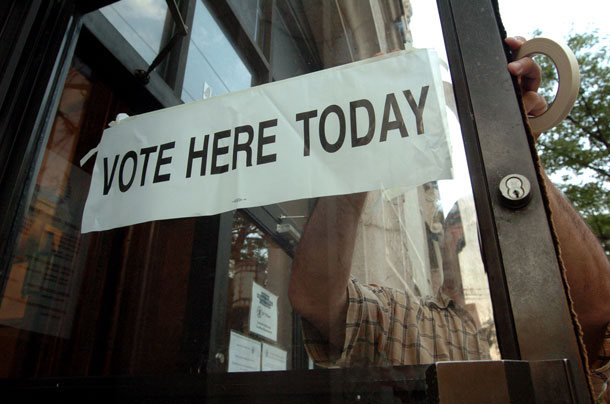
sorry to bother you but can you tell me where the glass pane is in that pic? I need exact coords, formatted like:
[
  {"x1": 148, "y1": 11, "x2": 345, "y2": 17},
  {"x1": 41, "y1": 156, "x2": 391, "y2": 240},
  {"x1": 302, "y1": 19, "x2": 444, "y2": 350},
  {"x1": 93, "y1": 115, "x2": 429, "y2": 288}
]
[
  {"x1": 1, "y1": 64, "x2": 99, "y2": 377},
  {"x1": 182, "y1": 0, "x2": 253, "y2": 102},
  {"x1": 0, "y1": 1, "x2": 259, "y2": 381},
  {"x1": 0, "y1": 67, "x2": 93, "y2": 340},
  {"x1": 100, "y1": 0, "x2": 170, "y2": 65},
  {"x1": 411, "y1": 0, "x2": 498, "y2": 355},
  {"x1": 227, "y1": 0, "x2": 264, "y2": 45},
  {"x1": 271, "y1": 3, "x2": 310, "y2": 80},
  {"x1": 0, "y1": 59, "x2": 204, "y2": 378},
  {"x1": 207, "y1": 0, "x2": 499, "y2": 378},
  {"x1": 224, "y1": 212, "x2": 294, "y2": 372},
  {"x1": 1, "y1": 0, "x2": 500, "y2": 393}
]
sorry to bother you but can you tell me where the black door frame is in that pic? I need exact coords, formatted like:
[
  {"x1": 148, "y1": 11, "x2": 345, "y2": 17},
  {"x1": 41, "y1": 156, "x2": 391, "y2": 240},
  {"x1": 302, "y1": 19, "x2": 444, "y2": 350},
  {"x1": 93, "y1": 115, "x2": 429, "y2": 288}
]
[{"x1": 438, "y1": 0, "x2": 590, "y2": 401}]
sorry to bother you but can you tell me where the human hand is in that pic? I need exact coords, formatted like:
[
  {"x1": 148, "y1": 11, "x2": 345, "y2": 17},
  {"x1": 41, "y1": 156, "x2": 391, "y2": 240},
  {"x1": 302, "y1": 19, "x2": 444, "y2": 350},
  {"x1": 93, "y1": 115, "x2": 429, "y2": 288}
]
[{"x1": 505, "y1": 36, "x2": 548, "y2": 138}]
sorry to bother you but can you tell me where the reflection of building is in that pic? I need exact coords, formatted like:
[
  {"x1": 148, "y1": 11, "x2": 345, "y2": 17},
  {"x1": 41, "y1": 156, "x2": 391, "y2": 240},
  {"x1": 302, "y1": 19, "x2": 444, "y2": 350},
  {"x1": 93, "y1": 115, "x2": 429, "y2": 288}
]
[
  {"x1": 351, "y1": 182, "x2": 498, "y2": 357},
  {"x1": 352, "y1": 182, "x2": 445, "y2": 299},
  {"x1": 303, "y1": 0, "x2": 413, "y2": 67},
  {"x1": 453, "y1": 196, "x2": 499, "y2": 357}
]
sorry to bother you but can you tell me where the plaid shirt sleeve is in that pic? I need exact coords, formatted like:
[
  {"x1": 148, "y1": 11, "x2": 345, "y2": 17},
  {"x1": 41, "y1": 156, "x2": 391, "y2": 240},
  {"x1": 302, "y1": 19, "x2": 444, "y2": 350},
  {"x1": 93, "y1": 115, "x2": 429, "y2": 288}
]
[
  {"x1": 302, "y1": 279, "x2": 610, "y2": 402},
  {"x1": 303, "y1": 277, "x2": 491, "y2": 367}
]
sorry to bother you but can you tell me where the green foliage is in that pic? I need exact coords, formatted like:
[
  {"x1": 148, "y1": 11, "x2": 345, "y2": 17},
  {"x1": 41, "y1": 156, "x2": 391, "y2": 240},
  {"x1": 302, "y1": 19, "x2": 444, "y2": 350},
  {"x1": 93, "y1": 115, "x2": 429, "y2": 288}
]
[{"x1": 533, "y1": 30, "x2": 610, "y2": 257}]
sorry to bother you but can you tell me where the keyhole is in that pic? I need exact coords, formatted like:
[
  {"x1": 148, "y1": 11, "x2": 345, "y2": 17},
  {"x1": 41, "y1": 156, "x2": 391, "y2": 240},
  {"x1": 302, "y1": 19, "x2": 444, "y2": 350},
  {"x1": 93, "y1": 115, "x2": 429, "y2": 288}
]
[
  {"x1": 506, "y1": 177, "x2": 525, "y2": 199},
  {"x1": 499, "y1": 174, "x2": 531, "y2": 208}
]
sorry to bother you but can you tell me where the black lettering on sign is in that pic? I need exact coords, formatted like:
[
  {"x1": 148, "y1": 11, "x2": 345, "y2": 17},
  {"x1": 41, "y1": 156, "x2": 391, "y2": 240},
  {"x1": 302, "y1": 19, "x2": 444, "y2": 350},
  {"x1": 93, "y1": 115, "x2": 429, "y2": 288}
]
[
  {"x1": 211, "y1": 130, "x2": 230, "y2": 175},
  {"x1": 139, "y1": 146, "x2": 158, "y2": 186},
  {"x1": 153, "y1": 141, "x2": 175, "y2": 183},
  {"x1": 404, "y1": 86, "x2": 429, "y2": 135},
  {"x1": 319, "y1": 105, "x2": 346, "y2": 153},
  {"x1": 103, "y1": 155, "x2": 119, "y2": 195},
  {"x1": 380, "y1": 93, "x2": 408, "y2": 142},
  {"x1": 296, "y1": 110, "x2": 317, "y2": 156},
  {"x1": 257, "y1": 119, "x2": 277, "y2": 165},
  {"x1": 186, "y1": 135, "x2": 210, "y2": 178},
  {"x1": 232, "y1": 125, "x2": 254, "y2": 170},
  {"x1": 119, "y1": 151, "x2": 138, "y2": 192},
  {"x1": 350, "y1": 99, "x2": 375, "y2": 147}
]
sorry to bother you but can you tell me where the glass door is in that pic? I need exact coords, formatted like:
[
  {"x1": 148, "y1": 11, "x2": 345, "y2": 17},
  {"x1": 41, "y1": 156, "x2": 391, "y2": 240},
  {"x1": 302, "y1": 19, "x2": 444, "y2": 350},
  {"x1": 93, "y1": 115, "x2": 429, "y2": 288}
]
[
  {"x1": 206, "y1": 0, "x2": 500, "y2": 377},
  {"x1": 0, "y1": 0, "x2": 594, "y2": 402},
  {"x1": 201, "y1": 0, "x2": 592, "y2": 402}
]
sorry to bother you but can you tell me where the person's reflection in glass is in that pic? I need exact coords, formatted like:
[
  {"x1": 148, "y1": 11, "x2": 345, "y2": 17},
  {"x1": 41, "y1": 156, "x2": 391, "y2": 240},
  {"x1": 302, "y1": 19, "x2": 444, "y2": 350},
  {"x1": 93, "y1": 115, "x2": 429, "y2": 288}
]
[{"x1": 288, "y1": 37, "x2": 610, "y2": 400}]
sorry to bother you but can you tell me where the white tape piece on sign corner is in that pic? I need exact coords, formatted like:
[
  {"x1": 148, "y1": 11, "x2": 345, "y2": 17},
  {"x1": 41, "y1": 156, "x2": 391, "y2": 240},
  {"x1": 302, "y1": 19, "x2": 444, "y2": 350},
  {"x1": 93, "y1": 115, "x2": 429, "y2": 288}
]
[{"x1": 80, "y1": 49, "x2": 453, "y2": 233}]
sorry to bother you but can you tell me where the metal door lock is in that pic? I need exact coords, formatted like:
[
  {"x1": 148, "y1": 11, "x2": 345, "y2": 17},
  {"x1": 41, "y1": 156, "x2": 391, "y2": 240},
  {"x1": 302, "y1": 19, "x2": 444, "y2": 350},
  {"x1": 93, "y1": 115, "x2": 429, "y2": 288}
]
[{"x1": 499, "y1": 174, "x2": 531, "y2": 208}]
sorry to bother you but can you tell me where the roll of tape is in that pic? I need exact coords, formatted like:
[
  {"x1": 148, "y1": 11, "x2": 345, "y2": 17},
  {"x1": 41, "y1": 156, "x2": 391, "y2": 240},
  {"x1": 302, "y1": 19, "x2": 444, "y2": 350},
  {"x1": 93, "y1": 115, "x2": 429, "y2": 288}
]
[{"x1": 515, "y1": 38, "x2": 580, "y2": 133}]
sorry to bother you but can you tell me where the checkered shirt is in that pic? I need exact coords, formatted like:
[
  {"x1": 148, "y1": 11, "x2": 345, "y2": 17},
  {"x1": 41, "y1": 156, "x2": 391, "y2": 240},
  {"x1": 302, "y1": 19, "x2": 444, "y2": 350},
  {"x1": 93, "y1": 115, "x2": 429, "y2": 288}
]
[
  {"x1": 302, "y1": 277, "x2": 610, "y2": 401},
  {"x1": 303, "y1": 277, "x2": 492, "y2": 367}
]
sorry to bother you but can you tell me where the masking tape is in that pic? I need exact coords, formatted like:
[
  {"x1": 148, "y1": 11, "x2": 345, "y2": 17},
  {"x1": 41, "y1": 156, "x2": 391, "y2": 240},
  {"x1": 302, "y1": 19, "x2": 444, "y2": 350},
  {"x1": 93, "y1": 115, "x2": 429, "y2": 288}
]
[{"x1": 515, "y1": 38, "x2": 580, "y2": 133}]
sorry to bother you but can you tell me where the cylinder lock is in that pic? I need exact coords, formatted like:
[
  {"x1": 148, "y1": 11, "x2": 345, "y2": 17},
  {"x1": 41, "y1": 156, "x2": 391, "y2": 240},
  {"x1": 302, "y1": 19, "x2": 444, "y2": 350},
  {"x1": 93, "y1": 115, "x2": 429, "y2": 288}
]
[{"x1": 499, "y1": 174, "x2": 531, "y2": 208}]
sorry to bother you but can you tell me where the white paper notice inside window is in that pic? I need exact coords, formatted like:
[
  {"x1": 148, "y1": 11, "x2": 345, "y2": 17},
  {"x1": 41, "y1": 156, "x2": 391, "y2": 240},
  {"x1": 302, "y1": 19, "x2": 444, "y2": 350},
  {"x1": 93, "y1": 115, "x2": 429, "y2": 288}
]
[
  {"x1": 262, "y1": 343, "x2": 287, "y2": 371},
  {"x1": 228, "y1": 331, "x2": 261, "y2": 372},
  {"x1": 249, "y1": 282, "x2": 278, "y2": 341}
]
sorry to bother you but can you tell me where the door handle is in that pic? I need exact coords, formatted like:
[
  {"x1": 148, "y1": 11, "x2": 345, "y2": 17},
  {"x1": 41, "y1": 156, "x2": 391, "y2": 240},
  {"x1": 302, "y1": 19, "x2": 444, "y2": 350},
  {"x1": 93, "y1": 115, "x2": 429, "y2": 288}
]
[{"x1": 514, "y1": 37, "x2": 580, "y2": 133}]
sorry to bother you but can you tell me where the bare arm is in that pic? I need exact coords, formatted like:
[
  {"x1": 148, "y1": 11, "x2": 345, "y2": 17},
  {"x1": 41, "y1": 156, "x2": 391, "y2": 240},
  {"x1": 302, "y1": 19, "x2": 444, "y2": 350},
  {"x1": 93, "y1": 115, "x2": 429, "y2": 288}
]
[
  {"x1": 544, "y1": 172, "x2": 610, "y2": 365},
  {"x1": 507, "y1": 36, "x2": 610, "y2": 365},
  {"x1": 288, "y1": 193, "x2": 366, "y2": 349}
]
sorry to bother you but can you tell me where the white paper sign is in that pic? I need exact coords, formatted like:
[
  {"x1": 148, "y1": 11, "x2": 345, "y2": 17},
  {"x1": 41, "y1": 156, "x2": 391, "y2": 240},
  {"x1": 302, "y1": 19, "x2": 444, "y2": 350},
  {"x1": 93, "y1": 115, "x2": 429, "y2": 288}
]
[
  {"x1": 81, "y1": 49, "x2": 452, "y2": 232},
  {"x1": 228, "y1": 331, "x2": 261, "y2": 372},
  {"x1": 249, "y1": 282, "x2": 278, "y2": 341},
  {"x1": 262, "y1": 343, "x2": 287, "y2": 371}
]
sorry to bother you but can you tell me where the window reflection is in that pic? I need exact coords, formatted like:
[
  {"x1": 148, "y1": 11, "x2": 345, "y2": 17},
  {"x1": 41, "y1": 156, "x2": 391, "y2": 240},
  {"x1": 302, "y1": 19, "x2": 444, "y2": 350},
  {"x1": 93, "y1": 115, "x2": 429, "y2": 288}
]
[
  {"x1": 0, "y1": 0, "x2": 502, "y2": 385},
  {"x1": 271, "y1": 3, "x2": 310, "y2": 80},
  {"x1": 0, "y1": 67, "x2": 93, "y2": 339},
  {"x1": 182, "y1": 1, "x2": 253, "y2": 102},
  {"x1": 0, "y1": 59, "x2": 199, "y2": 379},
  {"x1": 227, "y1": 0, "x2": 264, "y2": 45},
  {"x1": 100, "y1": 0, "x2": 170, "y2": 66},
  {"x1": 352, "y1": 187, "x2": 499, "y2": 359},
  {"x1": 223, "y1": 212, "x2": 294, "y2": 372}
]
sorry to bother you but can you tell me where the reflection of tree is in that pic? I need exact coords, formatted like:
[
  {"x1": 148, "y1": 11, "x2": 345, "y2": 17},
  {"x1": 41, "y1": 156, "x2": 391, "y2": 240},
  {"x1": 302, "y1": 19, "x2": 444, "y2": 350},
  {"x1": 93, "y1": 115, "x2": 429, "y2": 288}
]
[
  {"x1": 226, "y1": 213, "x2": 270, "y2": 346},
  {"x1": 231, "y1": 213, "x2": 268, "y2": 265}
]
